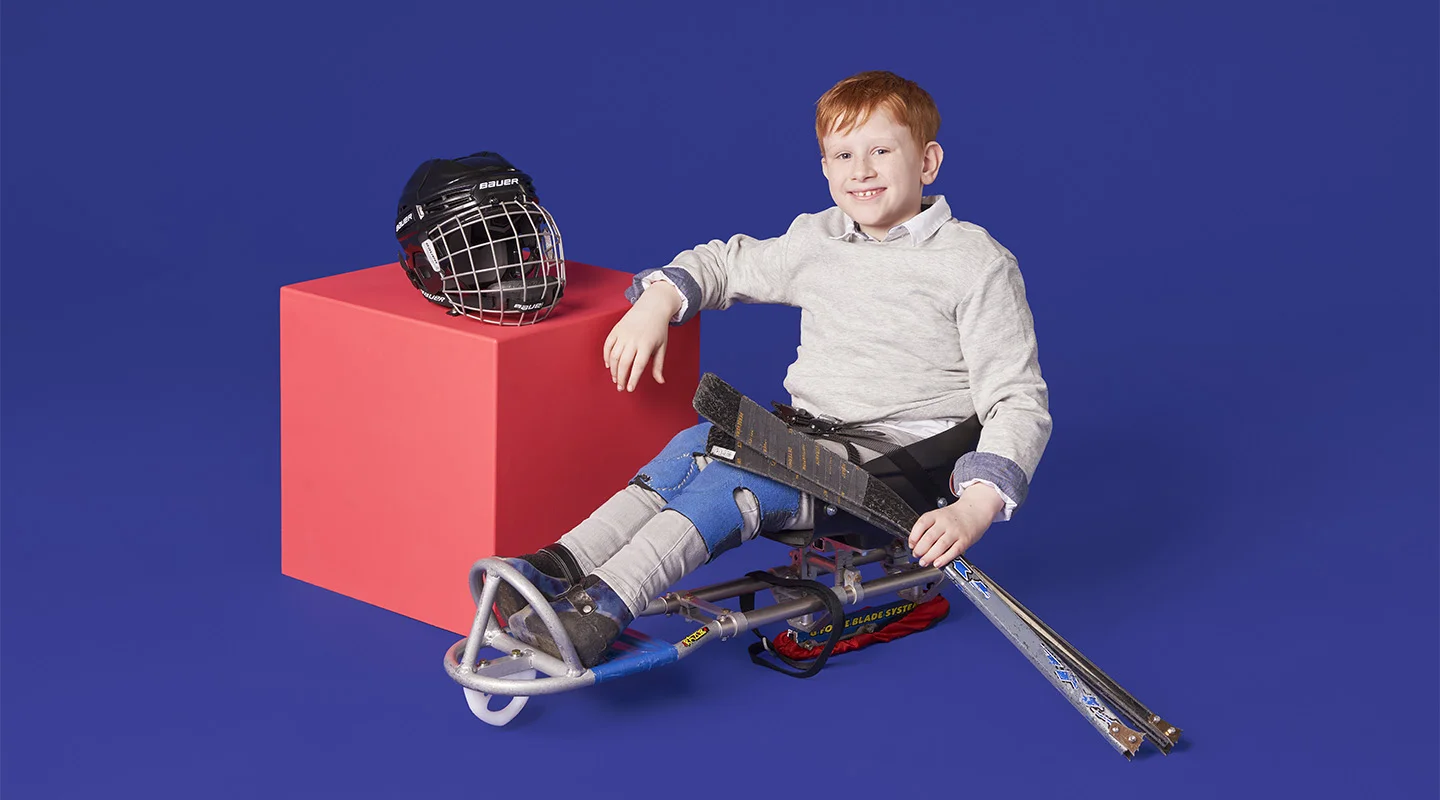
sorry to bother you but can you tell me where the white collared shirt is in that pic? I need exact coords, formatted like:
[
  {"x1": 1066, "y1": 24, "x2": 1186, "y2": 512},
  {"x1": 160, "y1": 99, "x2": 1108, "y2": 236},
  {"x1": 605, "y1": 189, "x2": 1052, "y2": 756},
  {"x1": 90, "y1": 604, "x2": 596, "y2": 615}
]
[{"x1": 830, "y1": 195, "x2": 954, "y2": 246}]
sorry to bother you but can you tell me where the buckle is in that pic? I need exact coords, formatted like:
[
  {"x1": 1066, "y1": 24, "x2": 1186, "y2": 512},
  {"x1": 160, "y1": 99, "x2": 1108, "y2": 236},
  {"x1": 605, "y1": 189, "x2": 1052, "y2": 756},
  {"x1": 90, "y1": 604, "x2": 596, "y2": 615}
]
[{"x1": 771, "y1": 402, "x2": 849, "y2": 435}]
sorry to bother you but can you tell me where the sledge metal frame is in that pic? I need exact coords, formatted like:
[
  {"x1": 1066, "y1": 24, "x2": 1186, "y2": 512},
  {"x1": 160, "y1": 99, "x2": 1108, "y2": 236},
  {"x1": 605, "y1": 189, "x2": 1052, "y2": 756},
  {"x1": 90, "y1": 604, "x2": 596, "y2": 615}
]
[
  {"x1": 443, "y1": 511, "x2": 1174, "y2": 758},
  {"x1": 443, "y1": 530, "x2": 942, "y2": 716}
]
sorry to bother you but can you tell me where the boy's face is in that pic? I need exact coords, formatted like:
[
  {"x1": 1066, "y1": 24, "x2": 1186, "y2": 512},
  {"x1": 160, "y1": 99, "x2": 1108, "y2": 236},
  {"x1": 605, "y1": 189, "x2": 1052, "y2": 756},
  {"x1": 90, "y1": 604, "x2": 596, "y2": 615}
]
[{"x1": 820, "y1": 109, "x2": 943, "y2": 240}]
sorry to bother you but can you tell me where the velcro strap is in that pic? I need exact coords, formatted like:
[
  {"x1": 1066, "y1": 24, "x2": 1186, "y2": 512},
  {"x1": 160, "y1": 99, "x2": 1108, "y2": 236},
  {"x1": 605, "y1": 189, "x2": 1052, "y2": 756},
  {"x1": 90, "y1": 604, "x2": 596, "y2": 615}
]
[{"x1": 738, "y1": 571, "x2": 846, "y2": 679}]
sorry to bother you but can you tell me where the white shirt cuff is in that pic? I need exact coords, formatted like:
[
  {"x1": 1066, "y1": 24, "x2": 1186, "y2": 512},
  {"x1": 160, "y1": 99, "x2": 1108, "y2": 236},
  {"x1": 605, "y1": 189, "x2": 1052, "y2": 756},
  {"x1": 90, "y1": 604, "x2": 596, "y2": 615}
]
[
  {"x1": 956, "y1": 478, "x2": 1017, "y2": 523},
  {"x1": 639, "y1": 271, "x2": 688, "y2": 323}
]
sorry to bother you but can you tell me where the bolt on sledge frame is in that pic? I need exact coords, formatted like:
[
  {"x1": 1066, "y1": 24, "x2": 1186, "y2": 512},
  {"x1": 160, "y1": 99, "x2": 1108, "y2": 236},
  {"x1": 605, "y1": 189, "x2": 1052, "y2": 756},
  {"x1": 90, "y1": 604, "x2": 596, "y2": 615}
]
[{"x1": 444, "y1": 374, "x2": 1182, "y2": 758}]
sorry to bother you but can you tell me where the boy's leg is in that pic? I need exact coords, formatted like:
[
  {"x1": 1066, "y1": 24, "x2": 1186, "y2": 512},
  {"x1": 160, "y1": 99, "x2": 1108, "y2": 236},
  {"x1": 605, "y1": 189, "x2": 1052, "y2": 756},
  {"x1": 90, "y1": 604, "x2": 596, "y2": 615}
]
[
  {"x1": 505, "y1": 428, "x2": 918, "y2": 666},
  {"x1": 556, "y1": 422, "x2": 714, "y2": 571},
  {"x1": 529, "y1": 423, "x2": 904, "y2": 578},
  {"x1": 508, "y1": 459, "x2": 802, "y2": 667},
  {"x1": 593, "y1": 456, "x2": 809, "y2": 616},
  {"x1": 554, "y1": 483, "x2": 665, "y2": 574},
  {"x1": 588, "y1": 486, "x2": 791, "y2": 616},
  {"x1": 590, "y1": 508, "x2": 707, "y2": 618},
  {"x1": 480, "y1": 483, "x2": 664, "y2": 623},
  {"x1": 480, "y1": 424, "x2": 712, "y2": 623},
  {"x1": 588, "y1": 433, "x2": 911, "y2": 613}
]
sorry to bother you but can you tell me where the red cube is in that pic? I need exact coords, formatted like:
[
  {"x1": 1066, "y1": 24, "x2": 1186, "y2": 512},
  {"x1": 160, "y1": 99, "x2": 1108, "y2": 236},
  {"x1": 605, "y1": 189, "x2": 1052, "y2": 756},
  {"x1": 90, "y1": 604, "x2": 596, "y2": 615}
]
[{"x1": 280, "y1": 261, "x2": 700, "y2": 634}]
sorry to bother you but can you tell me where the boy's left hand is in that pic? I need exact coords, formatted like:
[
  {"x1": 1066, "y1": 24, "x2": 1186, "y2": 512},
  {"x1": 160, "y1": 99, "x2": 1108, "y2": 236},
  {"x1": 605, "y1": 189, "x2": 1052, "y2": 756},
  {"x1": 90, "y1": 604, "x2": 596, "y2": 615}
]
[{"x1": 908, "y1": 483, "x2": 1004, "y2": 567}]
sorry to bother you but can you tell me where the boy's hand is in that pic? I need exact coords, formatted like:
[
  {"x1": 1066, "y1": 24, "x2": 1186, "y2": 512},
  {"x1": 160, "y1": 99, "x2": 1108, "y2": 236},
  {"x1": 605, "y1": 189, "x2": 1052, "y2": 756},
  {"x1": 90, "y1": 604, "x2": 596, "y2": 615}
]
[
  {"x1": 908, "y1": 482, "x2": 1005, "y2": 567},
  {"x1": 604, "y1": 282, "x2": 683, "y2": 392}
]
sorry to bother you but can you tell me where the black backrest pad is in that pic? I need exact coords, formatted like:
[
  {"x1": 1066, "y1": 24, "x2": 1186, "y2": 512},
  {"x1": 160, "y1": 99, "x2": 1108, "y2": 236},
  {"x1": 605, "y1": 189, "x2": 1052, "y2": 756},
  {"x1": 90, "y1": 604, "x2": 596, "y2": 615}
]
[
  {"x1": 859, "y1": 416, "x2": 981, "y2": 509},
  {"x1": 812, "y1": 417, "x2": 982, "y2": 547}
]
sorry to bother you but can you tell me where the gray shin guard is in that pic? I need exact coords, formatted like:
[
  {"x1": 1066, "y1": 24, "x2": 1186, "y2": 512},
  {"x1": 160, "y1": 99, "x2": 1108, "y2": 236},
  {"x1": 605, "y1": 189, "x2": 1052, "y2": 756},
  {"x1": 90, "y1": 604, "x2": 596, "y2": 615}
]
[
  {"x1": 556, "y1": 483, "x2": 666, "y2": 574},
  {"x1": 592, "y1": 509, "x2": 711, "y2": 617},
  {"x1": 593, "y1": 485, "x2": 781, "y2": 617}
]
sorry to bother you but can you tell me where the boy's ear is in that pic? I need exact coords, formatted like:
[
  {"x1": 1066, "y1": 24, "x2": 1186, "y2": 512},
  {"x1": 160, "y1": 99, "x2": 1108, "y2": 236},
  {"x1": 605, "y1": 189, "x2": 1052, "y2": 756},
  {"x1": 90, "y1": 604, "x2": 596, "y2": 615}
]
[
  {"x1": 820, "y1": 156, "x2": 830, "y2": 181},
  {"x1": 921, "y1": 142, "x2": 944, "y2": 185}
]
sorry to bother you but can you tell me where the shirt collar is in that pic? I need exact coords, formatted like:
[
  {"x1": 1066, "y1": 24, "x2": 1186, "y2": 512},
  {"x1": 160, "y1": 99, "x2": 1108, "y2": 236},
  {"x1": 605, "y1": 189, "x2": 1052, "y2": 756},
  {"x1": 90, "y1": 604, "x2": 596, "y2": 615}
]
[{"x1": 830, "y1": 195, "x2": 953, "y2": 245}]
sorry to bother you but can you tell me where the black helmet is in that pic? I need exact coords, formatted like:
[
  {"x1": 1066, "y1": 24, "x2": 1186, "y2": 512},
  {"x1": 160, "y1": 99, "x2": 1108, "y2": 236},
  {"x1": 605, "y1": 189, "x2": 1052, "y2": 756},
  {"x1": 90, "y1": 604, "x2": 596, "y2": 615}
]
[{"x1": 395, "y1": 152, "x2": 565, "y2": 324}]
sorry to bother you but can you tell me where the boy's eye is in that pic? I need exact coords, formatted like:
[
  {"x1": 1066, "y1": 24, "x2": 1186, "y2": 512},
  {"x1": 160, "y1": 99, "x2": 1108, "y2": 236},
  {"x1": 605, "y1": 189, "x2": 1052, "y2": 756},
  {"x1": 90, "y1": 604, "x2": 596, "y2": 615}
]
[
  {"x1": 874, "y1": 148, "x2": 889, "y2": 156},
  {"x1": 835, "y1": 152, "x2": 851, "y2": 160}
]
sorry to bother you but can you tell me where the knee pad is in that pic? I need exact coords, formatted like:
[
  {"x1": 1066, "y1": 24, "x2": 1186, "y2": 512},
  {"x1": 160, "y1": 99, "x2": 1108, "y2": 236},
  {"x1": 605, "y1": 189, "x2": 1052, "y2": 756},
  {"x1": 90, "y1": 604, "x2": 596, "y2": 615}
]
[
  {"x1": 630, "y1": 423, "x2": 712, "y2": 503},
  {"x1": 664, "y1": 460, "x2": 801, "y2": 562}
]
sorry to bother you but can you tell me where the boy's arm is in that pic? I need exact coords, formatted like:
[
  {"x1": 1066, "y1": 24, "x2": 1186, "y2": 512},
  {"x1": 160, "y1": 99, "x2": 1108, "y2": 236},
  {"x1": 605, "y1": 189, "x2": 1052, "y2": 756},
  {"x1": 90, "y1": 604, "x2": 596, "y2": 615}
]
[
  {"x1": 604, "y1": 280, "x2": 684, "y2": 391},
  {"x1": 623, "y1": 233, "x2": 794, "y2": 325},
  {"x1": 950, "y1": 254, "x2": 1053, "y2": 520},
  {"x1": 608, "y1": 230, "x2": 791, "y2": 390}
]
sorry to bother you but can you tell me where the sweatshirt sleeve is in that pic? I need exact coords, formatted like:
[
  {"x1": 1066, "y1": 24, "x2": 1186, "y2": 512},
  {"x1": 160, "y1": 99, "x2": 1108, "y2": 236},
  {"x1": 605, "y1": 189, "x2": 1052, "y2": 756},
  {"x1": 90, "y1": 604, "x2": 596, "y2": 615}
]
[
  {"x1": 625, "y1": 232, "x2": 793, "y2": 324},
  {"x1": 950, "y1": 254, "x2": 1052, "y2": 511}
]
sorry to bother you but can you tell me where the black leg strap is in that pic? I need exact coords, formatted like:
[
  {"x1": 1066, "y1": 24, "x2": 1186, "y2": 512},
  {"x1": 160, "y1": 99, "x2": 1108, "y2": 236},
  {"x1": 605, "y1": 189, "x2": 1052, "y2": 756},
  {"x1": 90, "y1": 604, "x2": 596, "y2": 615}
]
[
  {"x1": 536, "y1": 543, "x2": 586, "y2": 585},
  {"x1": 739, "y1": 571, "x2": 846, "y2": 679}
]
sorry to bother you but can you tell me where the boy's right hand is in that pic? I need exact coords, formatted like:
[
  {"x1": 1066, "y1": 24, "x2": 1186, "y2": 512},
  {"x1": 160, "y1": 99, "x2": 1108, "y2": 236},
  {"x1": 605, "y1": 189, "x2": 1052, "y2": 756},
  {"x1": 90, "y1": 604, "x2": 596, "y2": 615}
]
[{"x1": 604, "y1": 282, "x2": 683, "y2": 392}]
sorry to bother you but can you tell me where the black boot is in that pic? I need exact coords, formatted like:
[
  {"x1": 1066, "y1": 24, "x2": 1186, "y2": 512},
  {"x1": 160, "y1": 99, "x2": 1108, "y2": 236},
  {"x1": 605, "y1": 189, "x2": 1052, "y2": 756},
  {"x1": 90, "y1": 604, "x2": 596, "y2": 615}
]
[
  {"x1": 476, "y1": 544, "x2": 586, "y2": 624},
  {"x1": 506, "y1": 574, "x2": 635, "y2": 668}
]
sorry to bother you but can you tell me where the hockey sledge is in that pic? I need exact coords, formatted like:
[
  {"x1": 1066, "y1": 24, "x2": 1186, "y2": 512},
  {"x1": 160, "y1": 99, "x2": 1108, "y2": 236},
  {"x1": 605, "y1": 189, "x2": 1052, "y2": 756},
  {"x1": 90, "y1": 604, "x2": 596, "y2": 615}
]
[{"x1": 443, "y1": 374, "x2": 1181, "y2": 758}]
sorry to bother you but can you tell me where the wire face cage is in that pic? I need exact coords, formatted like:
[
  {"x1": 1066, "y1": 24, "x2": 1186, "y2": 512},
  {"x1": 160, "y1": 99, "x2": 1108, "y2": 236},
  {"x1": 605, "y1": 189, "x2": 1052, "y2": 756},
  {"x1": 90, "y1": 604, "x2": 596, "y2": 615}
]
[{"x1": 417, "y1": 198, "x2": 566, "y2": 326}]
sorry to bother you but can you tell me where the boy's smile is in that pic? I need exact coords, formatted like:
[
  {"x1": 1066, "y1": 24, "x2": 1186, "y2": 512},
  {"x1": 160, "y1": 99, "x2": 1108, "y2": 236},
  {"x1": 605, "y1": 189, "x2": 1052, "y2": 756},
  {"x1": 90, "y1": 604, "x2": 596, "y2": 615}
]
[{"x1": 821, "y1": 108, "x2": 943, "y2": 240}]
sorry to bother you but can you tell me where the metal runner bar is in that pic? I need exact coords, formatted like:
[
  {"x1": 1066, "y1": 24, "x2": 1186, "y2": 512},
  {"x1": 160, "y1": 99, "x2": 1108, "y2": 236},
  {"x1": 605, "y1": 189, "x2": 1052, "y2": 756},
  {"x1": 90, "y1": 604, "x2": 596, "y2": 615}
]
[
  {"x1": 969, "y1": 562, "x2": 1181, "y2": 750},
  {"x1": 941, "y1": 562, "x2": 1142, "y2": 758}
]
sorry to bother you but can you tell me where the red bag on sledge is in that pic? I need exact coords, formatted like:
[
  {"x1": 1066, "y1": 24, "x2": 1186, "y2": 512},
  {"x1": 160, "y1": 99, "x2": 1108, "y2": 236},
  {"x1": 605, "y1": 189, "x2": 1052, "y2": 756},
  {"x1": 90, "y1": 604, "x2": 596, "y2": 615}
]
[{"x1": 767, "y1": 594, "x2": 951, "y2": 661}]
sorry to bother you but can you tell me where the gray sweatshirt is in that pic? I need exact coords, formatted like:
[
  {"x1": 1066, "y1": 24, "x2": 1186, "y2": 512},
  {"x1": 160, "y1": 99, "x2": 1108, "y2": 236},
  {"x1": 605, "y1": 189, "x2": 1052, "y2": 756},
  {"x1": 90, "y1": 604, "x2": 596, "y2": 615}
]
[{"x1": 626, "y1": 196, "x2": 1051, "y2": 510}]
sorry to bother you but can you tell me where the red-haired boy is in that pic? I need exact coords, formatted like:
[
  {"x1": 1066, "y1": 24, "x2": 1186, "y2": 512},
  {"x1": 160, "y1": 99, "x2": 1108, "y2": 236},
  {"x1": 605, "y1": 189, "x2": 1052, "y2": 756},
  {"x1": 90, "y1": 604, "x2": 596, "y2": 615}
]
[{"x1": 497, "y1": 71, "x2": 1052, "y2": 668}]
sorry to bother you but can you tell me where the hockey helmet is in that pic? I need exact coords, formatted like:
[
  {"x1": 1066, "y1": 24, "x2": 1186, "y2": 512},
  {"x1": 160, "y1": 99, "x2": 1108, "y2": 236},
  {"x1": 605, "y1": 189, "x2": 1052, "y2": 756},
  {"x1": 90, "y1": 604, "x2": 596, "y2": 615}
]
[{"x1": 395, "y1": 152, "x2": 565, "y2": 324}]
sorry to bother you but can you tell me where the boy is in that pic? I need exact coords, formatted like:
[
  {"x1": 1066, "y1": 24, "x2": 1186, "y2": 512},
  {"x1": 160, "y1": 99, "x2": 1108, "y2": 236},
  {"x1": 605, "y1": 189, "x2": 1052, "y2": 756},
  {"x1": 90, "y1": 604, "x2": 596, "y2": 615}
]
[{"x1": 496, "y1": 70, "x2": 1051, "y2": 668}]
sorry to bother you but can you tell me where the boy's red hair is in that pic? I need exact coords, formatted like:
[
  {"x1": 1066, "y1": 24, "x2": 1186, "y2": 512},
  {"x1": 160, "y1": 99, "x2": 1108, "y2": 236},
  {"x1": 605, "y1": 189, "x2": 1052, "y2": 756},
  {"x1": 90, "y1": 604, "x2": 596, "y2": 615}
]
[{"x1": 815, "y1": 71, "x2": 940, "y2": 153}]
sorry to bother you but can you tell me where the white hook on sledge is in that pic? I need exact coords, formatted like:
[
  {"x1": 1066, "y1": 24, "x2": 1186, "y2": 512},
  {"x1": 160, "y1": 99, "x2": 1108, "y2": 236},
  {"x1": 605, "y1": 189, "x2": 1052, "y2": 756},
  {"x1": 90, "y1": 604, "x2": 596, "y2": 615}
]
[{"x1": 462, "y1": 670, "x2": 536, "y2": 726}]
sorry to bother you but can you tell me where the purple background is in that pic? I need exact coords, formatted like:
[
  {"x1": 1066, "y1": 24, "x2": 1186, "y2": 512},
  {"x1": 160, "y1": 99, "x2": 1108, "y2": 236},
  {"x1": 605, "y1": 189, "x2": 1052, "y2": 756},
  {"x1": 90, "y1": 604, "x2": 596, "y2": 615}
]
[{"x1": 3, "y1": 1, "x2": 1436, "y2": 797}]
